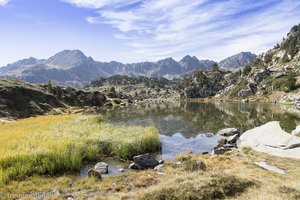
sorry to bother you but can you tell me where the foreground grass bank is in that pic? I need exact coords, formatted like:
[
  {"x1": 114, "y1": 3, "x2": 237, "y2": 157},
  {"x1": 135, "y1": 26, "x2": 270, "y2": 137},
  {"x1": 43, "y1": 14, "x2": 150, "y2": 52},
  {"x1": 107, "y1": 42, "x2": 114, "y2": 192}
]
[
  {"x1": 0, "y1": 114, "x2": 161, "y2": 184},
  {"x1": 1, "y1": 148, "x2": 299, "y2": 200}
]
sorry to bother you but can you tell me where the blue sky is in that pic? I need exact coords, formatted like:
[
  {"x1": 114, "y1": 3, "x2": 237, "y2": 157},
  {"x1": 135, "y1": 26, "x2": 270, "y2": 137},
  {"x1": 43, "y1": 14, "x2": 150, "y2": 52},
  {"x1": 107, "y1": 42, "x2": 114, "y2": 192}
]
[{"x1": 0, "y1": 0, "x2": 300, "y2": 66}]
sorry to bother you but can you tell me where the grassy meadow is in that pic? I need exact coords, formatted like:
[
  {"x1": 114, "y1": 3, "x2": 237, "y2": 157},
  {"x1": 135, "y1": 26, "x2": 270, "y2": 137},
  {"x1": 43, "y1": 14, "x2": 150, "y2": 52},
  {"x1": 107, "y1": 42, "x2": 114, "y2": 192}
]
[
  {"x1": 1, "y1": 148, "x2": 300, "y2": 200},
  {"x1": 0, "y1": 114, "x2": 161, "y2": 184}
]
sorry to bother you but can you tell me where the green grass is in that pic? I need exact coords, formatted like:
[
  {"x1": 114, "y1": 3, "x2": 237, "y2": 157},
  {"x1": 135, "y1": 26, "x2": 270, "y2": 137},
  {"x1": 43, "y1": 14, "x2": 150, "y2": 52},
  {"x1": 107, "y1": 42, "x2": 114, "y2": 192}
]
[{"x1": 0, "y1": 114, "x2": 161, "y2": 184}]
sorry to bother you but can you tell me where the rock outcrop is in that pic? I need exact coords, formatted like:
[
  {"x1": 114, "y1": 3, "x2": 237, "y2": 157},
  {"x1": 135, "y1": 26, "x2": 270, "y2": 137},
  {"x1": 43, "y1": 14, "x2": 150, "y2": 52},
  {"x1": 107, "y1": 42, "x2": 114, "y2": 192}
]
[
  {"x1": 240, "y1": 121, "x2": 300, "y2": 159},
  {"x1": 254, "y1": 161, "x2": 286, "y2": 174},
  {"x1": 213, "y1": 128, "x2": 240, "y2": 154},
  {"x1": 129, "y1": 154, "x2": 161, "y2": 170}
]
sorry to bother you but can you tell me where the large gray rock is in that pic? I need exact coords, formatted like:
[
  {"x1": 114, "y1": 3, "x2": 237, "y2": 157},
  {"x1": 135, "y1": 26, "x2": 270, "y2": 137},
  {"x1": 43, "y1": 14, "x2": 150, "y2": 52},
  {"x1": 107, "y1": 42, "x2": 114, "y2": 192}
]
[
  {"x1": 133, "y1": 154, "x2": 159, "y2": 169},
  {"x1": 240, "y1": 121, "x2": 300, "y2": 159},
  {"x1": 238, "y1": 89, "x2": 253, "y2": 97},
  {"x1": 94, "y1": 162, "x2": 108, "y2": 174}
]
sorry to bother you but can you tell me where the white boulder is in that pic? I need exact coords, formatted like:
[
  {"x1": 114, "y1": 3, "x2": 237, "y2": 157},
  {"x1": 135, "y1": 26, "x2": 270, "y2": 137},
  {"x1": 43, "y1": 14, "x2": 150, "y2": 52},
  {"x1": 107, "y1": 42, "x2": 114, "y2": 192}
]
[{"x1": 239, "y1": 121, "x2": 300, "y2": 159}]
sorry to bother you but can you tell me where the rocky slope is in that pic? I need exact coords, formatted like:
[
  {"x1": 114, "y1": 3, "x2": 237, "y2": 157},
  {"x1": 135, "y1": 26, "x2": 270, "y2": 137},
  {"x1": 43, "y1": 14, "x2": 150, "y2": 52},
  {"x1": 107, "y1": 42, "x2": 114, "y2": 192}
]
[
  {"x1": 0, "y1": 79, "x2": 109, "y2": 118},
  {"x1": 217, "y1": 23, "x2": 300, "y2": 102},
  {"x1": 178, "y1": 64, "x2": 238, "y2": 98},
  {"x1": 88, "y1": 75, "x2": 180, "y2": 102},
  {"x1": 0, "y1": 51, "x2": 253, "y2": 87}
]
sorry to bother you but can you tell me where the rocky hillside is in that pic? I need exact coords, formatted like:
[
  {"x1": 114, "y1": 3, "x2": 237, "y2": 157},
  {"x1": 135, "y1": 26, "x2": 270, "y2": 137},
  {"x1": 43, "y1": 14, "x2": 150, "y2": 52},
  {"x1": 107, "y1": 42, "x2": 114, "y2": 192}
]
[
  {"x1": 0, "y1": 80, "x2": 109, "y2": 118},
  {"x1": 88, "y1": 75, "x2": 180, "y2": 101},
  {"x1": 0, "y1": 51, "x2": 254, "y2": 87},
  {"x1": 178, "y1": 64, "x2": 238, "y2": 98},
  {"x1": 217, "y1": 23, "x2": 300, "y2": 102},
  {"x1": 88, "y1": 65, "x2": 238, "y2": 100},
  {"x1": 219, "y1": 52, "x2": 256, "y2": 70}
]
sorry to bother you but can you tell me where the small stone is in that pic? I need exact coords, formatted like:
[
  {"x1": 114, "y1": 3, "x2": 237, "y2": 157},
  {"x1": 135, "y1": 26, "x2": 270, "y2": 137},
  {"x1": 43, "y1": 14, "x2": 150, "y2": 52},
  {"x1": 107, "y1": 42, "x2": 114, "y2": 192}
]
[
  {"x1": 129, "y1": 163, "x2": 142, "y2": 170},
  {"x1": 67, "y1": 195, "x2": 75, "y2": 200},
  {"x1": 158, "y1": 160, "x2": 165, "y2": 164},
  {"x1": 206, "y1": 133, "x2": 214, "y2": 137},
  {"x1": 226, "y1": 134, "x2": 239, "y2": 144},
  {"x1": 154, "y1": 164, "x2": 164, "y2": 172},
  {"x1": 53, "y1": 189, "x2": 61, "y2": 196},
  {"x1": 94, "y1": 162, "x2": 109, "y2": 174},
  {"x1": 201, "y1": 152, "x2": 209, "y2": 155},
  {"x1": 88, "y1": 169, "x2": 102, "y2": 179},
  {"x1": 118, "y1": 168, "x2": 125, "y2": 172},
  {"x1": 213, "y1": 147, "x2": 231, "y2": 155},
  {"x1": 217, "y1": 128, "x2": 239, "y2": 136}
]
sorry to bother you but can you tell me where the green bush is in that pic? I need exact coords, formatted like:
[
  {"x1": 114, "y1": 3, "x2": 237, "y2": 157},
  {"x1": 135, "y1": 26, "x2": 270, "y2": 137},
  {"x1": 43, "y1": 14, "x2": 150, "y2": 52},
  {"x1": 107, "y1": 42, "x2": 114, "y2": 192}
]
[{"x1": 242, "y1": 65, "x2": 252, "y2": 76}]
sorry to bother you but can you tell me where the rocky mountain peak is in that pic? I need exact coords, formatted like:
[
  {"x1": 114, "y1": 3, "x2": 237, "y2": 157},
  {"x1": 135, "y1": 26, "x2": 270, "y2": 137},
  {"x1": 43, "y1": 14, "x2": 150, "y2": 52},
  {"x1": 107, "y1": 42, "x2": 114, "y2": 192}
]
[
  {"x1": 180, "y1": 55, "x2": 199, "y2": 62},
  {"x1": 11, "y1": 57, "x2": 39, "y2": 66},
  {"x1": 180, "y1": 55, "x2": 201, "y2": 69},
  {"x1": 219, "y1": 52, "x2": 256, "y2": 70},
  {"x1": 158, "y1": 57, "x2": 176, "y2": 64},
  {"x1": 46, "y1": 49, "x2": 89, "y2": 69}
]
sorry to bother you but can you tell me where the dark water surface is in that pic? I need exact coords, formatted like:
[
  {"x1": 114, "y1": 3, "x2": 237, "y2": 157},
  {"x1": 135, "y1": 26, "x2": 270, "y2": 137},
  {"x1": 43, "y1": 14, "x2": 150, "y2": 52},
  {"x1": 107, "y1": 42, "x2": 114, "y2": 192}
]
[{"x1": 104, "y1": 102, "x2": 300, "y2": 160}]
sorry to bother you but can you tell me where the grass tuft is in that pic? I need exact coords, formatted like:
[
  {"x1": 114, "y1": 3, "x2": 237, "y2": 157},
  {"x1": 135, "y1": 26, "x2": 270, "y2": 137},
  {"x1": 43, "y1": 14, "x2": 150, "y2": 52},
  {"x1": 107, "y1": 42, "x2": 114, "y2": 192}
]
[
  {"x1": 183, "y1": 158, "x2": 206, "y2": 172},
  {"x1": 139, "y1": 174, "x2": 255, "y2": 200}
]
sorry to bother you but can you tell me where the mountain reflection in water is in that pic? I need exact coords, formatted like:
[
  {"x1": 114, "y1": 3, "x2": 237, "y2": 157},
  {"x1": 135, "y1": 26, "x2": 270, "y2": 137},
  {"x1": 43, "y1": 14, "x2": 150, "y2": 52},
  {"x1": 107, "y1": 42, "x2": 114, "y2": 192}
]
[{"x1": 104, "y1": 102, "x2": 300, "y2": 160}]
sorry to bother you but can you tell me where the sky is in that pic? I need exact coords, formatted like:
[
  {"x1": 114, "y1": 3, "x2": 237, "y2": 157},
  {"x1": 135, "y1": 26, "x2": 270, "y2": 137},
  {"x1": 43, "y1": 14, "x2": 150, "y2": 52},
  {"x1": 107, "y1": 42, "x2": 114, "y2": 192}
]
[{"x1": 0, "y1": 0, "x2": 300, "y2": 66}]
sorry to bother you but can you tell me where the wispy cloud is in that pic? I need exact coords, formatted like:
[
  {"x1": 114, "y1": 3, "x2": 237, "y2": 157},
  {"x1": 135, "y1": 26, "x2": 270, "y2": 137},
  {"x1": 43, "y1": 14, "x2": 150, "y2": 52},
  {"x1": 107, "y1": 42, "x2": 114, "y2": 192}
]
[
  {"x1": 62, "y1": 0, "x2": 140, "y2": 9},
  {"x1": 65, "y1": 0, "x2": 300, "y2": 61},
  {"x1": 0, "y1": 0, "x2": 10, "y2": 6}
]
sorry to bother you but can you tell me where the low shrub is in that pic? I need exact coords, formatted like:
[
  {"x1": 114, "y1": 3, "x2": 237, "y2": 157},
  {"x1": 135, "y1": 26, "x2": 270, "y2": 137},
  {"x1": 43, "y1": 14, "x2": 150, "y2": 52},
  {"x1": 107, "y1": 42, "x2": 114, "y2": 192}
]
[
  {"x1": 183, "y1": 158, "x2": 206, "y2": 171},
  {"x1": 139, "y1": 174, "x2": 255, "y2": 200}
]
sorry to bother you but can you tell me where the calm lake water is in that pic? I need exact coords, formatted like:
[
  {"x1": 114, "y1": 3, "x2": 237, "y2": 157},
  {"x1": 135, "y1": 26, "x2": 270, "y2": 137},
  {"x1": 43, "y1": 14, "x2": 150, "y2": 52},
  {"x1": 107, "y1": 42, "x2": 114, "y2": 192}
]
[{"x1": 104, "y1": 102, "x2": 300, "y2": 160}]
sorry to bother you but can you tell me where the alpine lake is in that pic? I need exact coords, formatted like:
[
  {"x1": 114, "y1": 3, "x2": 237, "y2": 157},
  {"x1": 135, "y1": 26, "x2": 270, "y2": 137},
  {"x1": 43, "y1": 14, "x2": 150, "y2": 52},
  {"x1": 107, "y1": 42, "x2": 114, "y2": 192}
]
[{"x1": 103, "y1": 102, "x2": 300, "y2": 160}]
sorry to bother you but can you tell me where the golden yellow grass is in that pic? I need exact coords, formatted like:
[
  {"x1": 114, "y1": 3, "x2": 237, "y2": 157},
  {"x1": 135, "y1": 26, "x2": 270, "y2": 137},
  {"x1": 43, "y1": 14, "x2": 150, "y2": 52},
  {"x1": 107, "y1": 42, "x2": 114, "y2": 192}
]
[
  {"x1": 0, "y1": 114, "x2": 161, "y2": 183},
  {"x1": 0, "y1": 114, "x2": 159, "y2": 158}
]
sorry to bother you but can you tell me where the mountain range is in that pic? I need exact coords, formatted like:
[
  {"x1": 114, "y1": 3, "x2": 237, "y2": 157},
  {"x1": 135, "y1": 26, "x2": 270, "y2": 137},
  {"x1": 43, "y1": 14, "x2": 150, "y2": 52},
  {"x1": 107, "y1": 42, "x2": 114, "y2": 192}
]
[{"x1": 0, "y1": 50, "x2": 256, "y2": 87}]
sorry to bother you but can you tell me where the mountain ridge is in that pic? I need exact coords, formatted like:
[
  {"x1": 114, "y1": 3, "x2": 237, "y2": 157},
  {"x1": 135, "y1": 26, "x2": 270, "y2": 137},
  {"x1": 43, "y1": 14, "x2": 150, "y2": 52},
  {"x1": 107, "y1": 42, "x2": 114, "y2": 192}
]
[{"x1": 0, "y1": 50, "x2": 256, "y2": 87}]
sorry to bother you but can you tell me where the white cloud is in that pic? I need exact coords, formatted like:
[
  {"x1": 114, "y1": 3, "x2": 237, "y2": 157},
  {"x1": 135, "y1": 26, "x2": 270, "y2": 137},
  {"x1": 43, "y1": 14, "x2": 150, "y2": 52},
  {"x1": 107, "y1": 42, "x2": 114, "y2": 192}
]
[
  {"x1": 0, "y1": 0, "x2": 10, "y2": 6},
  {"x1": 65, "y1": 0, "x2": 300, "y2": 61},
  {"x1": 62, "y1": 0, "x2": 140, "y2": 9}
]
